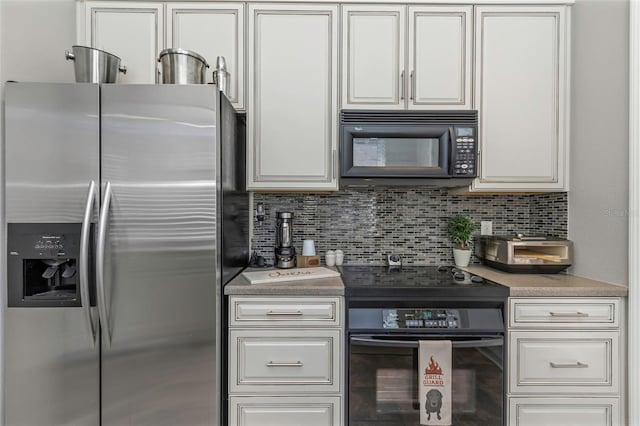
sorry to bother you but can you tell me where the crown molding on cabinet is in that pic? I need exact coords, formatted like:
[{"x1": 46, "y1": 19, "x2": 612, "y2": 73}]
[{"x1": 76, "y1": 0, "x2": 575, "y2": 5}]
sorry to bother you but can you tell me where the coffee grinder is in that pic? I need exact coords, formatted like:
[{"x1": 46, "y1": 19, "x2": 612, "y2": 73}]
[{"x1": 275, "y1": 212, "x2": 296, "y2": 269}]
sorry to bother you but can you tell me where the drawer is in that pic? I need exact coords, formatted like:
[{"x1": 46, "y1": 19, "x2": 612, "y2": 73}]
[
  {"x1": 508, "y1": 397, "x2": 619, "y2": 426},
  {"x1": 229, "y1": 297, "x2": 341, "y2": 327},
  {"x1": 229, "y1": 329, "x2": 341, "y2": 393},
  {"x1": 229, "y1": 396, "x2": 341, "y2": 426},
  {"x1": 510, "y1": 298, "x2": 620, "y2": 328},
  {"x1": 509, "y1": 331, "x2": 619, "y2": 394}
]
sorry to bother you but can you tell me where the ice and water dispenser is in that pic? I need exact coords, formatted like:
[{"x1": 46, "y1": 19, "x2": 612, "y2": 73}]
[{"x1": 7, "y1": 223, "x2": 90, "y2": 307}]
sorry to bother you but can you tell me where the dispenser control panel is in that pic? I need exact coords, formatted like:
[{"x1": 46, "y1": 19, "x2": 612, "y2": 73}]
[
  {"x1": 7, "y1": 223, "x2": 83, "y2": 307},
  {"x1": 34, "y1": 234, "x2": 66, "y2": 254}
]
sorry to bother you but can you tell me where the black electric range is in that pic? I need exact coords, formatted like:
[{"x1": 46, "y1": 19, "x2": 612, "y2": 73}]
[
  {"x1": 342, "y1": 265, "x2": 508, "y2": 426},
  {"x1": 339, "y1": 265, "x2": 509, "y2": 300}
]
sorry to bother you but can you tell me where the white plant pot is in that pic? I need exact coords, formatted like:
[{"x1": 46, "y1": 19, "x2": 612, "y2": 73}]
[{"x1": 453, "y1": 248, "x2": 472, "y2": 267}]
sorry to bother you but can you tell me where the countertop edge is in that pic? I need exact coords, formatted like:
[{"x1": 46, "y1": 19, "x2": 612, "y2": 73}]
[{"x1": 465, "y1": 265, "x2": 629, "y2": 297}]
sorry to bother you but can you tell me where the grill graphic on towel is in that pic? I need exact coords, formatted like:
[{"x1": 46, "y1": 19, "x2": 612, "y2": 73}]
[{"x1": 426, "y1": 356, "x2": 443, "y2": 375}]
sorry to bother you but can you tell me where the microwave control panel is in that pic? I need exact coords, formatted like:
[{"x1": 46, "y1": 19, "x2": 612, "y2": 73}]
[{"x1": 453, "y1": 127, "x2": 477, "y2": 177}]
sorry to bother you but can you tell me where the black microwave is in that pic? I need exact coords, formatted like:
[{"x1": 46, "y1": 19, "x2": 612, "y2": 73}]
[{"x1": 340, "y1": 110, "x2": 478, "y2": 187}]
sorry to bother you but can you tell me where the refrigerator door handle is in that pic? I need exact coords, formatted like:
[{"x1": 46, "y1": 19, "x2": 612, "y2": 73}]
[
  {"x1": 97, "y1": 181, "x2": 112, "y2": 346},
  {"x1": 80, "y1": 180, "x2": 98, "y2": 345}
]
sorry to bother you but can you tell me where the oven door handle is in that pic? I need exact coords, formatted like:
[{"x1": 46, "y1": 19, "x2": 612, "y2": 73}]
[{"x1": 350, "y1": 336, "x2": 503, "y2": 349}]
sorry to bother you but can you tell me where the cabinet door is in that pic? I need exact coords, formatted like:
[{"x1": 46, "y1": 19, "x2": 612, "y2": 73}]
[
  {"x1": 408, "y1": 6, "x2": 472, "y2": 110},
  {"x1": 81, "y1": 2, "x2": 164, "y2": 84},
  {"x1": 229, "y1": 296, "x2": 341, "y2": 327},
  {"x1": 509, "y1": 397, "x2": 619, "y2": 426},
  {"x1": 509, "y1": 331, "x2": 619, "y2": 395},
  {"x1": 472, "y1": 6, "x2": 569, "y2": 191},
  {"x1": 166, "y1": 3, "x2": 245, "y2": 110},
  {"x1": 341, "y1": 5, "x2": 405, "y2": 109},
  {"x1": 229, "y1": 329, "x2": 341, "y2": 394},
  {"x1": 248, "y1": 4, "x2": 338, "y2": 190},
  {"x1": 229, "y1": 396, "x2": 341, "y2": 426}
]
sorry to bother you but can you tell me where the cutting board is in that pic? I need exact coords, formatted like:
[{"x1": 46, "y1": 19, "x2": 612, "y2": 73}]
[{"x1": 242, "y1": 267, "x2": 340, "y2": 285}]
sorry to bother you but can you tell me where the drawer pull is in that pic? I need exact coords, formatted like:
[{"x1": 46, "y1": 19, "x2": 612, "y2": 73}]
[
  {"x1": 549, "y1": 361, "x2": 589, "y2": 368},
  {"x1": 266, "y1": 310, "x2": 303, "y2": 316},
  {"x1": 549, "y1": 311, "x2": 589, "y2": 318},
  {"x1": 266, "y1": 361, "x2": 303, "y2": 367}
]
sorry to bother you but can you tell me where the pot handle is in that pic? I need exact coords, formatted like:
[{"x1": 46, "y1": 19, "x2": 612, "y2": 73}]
[
  {"x1": 118, "y1": 65, "x2": 127, "y2": 74},
  {"x1": 65, "y1": 50, "x2": 75, "y2": 61}
]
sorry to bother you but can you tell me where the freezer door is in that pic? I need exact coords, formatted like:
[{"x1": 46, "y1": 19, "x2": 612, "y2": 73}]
[
  {"x1": 99, "y1": 85, "x2": 220, "y2": 426},
  {"x1": 4, "y1": 82, "x2": 100, "y2": 426}
]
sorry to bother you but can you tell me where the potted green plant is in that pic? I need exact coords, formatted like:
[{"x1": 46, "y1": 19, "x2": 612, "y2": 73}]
[{"x1": 447, "y1": 215, "x2": 476, "y2": 267}]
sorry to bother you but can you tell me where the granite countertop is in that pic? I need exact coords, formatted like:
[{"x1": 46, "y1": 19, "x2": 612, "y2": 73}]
[
  {"x1": 224, "y1": 267, "x2": 345, "y2": 296},
  {"x1": 465, "y1": 265, "x2": 628, "y2": 297}
]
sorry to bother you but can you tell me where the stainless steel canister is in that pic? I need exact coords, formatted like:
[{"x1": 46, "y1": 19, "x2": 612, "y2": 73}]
[
  {"x1": 65, "y1": 46, "x2": 127, "y2": 83},
  {"x1": 158, "y1": 48, "x2": 209, "y2": 84},
  {"x1": 212, "y1": 56, "x2": 230, "y2": 94}
]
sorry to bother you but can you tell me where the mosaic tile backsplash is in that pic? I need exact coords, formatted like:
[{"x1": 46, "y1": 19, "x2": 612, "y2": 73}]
[{"x1": 251, "y1": 188, "x2": 568, "y2": 266}]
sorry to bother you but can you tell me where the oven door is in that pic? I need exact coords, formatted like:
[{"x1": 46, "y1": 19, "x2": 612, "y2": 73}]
[{"x1": 348, "y1": 334, "x2": 504, "y2": 426}]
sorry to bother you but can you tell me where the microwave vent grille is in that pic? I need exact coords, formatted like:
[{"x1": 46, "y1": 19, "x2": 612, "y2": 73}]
[{"x1": 340, "y1": 110, "x2": 478, "y2": 125}]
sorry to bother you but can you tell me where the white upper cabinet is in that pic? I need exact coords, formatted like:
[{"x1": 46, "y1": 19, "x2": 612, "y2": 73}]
[
  {"x1": 80, "y1": 2, "x2": 164, "y2": 84},
  {"x1": 341, "y1": 5, "x2": 472, "y2": 110},
  {"x1": 472, "y1": 5, "x2": 569, "y2": 191},
  {"x1": 341, "y1": 5, "x2": 405, "y2": 110},
  {"x1": 247, "y1": 3, "x2": 338, "y2": 191},
  {"x1": 166, "y1": 3, "x2": 245, "y2": 110},
  {"x1": 408, "y1": 6, "x2": 472, "y2": 109}
]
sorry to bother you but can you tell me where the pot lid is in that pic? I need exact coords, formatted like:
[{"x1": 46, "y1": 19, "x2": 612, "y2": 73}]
[{"x1": 158, "y1": 48, "x2": 209, "y2": 67}]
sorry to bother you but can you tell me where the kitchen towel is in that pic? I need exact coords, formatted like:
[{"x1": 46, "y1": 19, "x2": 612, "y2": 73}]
[{"x1": 419, "y1": 340, "x2": 452, "y2": 426}]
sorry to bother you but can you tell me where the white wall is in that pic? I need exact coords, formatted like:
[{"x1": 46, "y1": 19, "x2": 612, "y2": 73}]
[
  {"x1": 1, "y1": 0, "x2": 76, "y2": 83},
  {"x1": 568, "y1": 0, "x2": 630, "y2": 286}
]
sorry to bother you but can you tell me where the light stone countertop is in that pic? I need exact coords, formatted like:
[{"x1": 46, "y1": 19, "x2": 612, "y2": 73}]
[
  {"x1": 224, "y1": 267, "x2": 345, "y2": 296},
  {"x1": 465, "y1": 265, "x2": 628, "y2": 297}
]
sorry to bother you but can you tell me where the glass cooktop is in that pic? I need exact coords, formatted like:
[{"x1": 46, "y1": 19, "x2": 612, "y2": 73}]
[{"x1": 340, "y1": 266, "x2": 509, "y2": 299}]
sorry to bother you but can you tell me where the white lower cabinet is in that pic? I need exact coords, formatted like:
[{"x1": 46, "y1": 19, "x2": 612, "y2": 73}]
[
  {"x1": 228, "y1": 296, "x2": 343, "y2": 425},
  {"x1": 508, "y1": 298, "x2": 625, "y2": 425},
  {"x1": 510, "y1": 331, "x2": 619, "y2": 394},
  {"x1": 230, "y1": 329, "x2": 340, "y2": 393},
  {"x1": 509, "y1": 397, "x2": 620, "y2": 426},
  {"x1": 229, "y1": 396, "x2": 341, "y2": 426}
]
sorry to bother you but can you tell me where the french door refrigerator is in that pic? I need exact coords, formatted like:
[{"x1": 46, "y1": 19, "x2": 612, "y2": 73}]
[{"x1": 3, "y1": 82, "x2": 248, "y2": 426}]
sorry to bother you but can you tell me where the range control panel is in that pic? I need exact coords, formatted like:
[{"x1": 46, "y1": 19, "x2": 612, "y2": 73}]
[
  {"x1": 383, "y1": 309, "x2": 460, "y2": 329},
  {"x1": 453, "y1": 127, "x2": 477, "y2": 177}
]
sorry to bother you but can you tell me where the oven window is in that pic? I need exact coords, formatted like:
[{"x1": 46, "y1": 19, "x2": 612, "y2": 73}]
[
  {"x1": 349, "y1": 340, "x2": 503, "y2": 425},
  {"x1": 352, "y1": 138, "x2": 440, "y2": 168}
]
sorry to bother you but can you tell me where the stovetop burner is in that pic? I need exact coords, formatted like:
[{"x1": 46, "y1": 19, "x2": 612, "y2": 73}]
[{"x1": 340, "y1": 265, "x2": 509, "y2": 299}]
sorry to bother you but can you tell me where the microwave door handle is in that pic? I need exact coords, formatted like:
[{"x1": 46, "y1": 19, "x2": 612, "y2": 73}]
[{"x1": 350, "y1": 336, "x2": 504, "y2": 349}]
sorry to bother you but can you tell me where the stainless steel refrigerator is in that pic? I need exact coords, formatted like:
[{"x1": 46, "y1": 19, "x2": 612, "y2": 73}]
[{"x1": 2, "y1": 82, "x2": 248, "y2": 426}]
